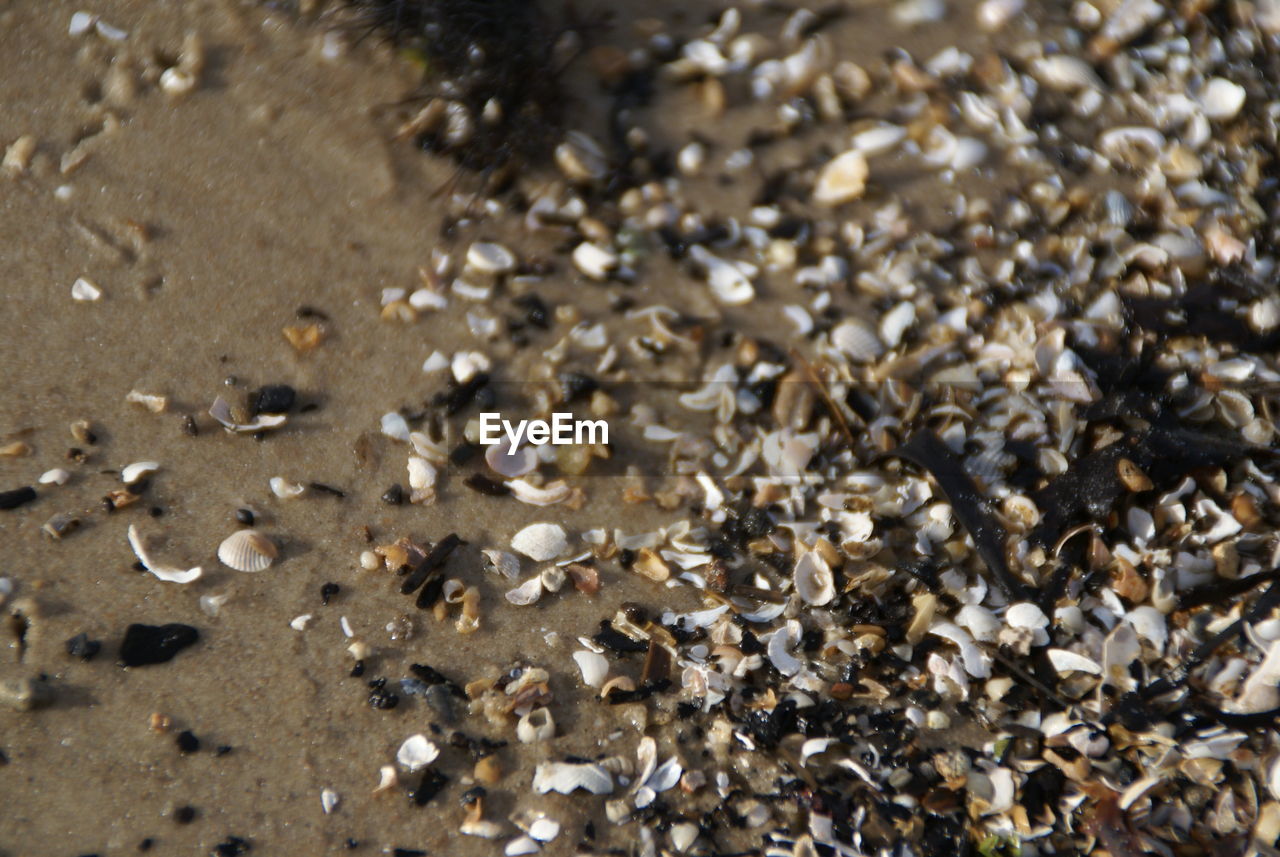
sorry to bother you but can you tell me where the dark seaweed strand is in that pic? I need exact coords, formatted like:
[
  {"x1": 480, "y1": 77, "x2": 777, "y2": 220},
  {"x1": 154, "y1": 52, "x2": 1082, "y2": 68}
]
[{"x1": 399, "y1": 532, "x2": 463, "y2": 595}]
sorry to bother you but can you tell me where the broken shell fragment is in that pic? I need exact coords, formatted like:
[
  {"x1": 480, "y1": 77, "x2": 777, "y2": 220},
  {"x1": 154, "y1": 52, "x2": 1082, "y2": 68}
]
[
  {"x1": 793, "y1": 550, "x2": 835, "y2": 605},
  {"x1": 574, "y1": 650, "x2": 609, "y2": 687},
  {"x1": 209, "y1": 396, "x2": 286, "y2": 433},
  {"x1": 532, "y1": 761, "x2": 613, "y2": 795},
  {"x1": 216, "y1": 529, "x2": 277, "y2": 573},
  {"x1": 812, "y1": 149, "x2": 868, "y2": 206},
  {"x1": 466, "y1": 241, "x2": 516, "y2": 276},
  {"x1": 396, "y1": 734, "x2": 440, "y2": 771},
  {"x1": 71, "y1": 277, "x2": 102, "y2": 301},
  {"x1": 511, "y1": 523, "x2": 569, "y2": 561},
  {"x1": 505, "y1": 576, "x2": 544, "y2": 606},
  {"x1": 516, "y1": 707, "x2": 555, "y2": 743},
  {"x1": 127, "y1": 524, "x2": 203, "y2": 584},
  {"x1": 120, "y1": 461, "x2": 160, "y2": 484}
]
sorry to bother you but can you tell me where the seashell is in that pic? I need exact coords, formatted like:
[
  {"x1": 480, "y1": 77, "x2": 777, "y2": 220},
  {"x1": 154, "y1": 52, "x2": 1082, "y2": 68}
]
[
  {"x1": 482, "y1": 549, "x2": 521, "y2": 580},
  {"x1": 572, "y1": 242, "x2": 618, "y2": 281},
  {"x1": 793, "y1": 550, "x2": 835, "y2": 606},
  {"x1": 831, "y1": 318, "x2": 884, "y2": 362},
  {"x1": 121, "y1": 461, "x2": 159, "y2": 484},
  {"x1": 955, "y1": 604, "x2": 1000, "y2": 642},
  {"x1": 397, "y1": 734, "x2": 440, "y2": 771},
  {"x1": 373, "y1": 764, "x2": 398, "y2": 793},
  {"x1": 71, "y1": 277, "x2": 102, "y2": 301},
  {"x1": 126, "y1": 389, "x2": 168, "y2": 412},
  {"x1": 532, "y1": 761, "x2": 613, "y2": 795},
  {"x1": 217, "y1": 529, "x2": 277, "y2": 573},
  {"x1": 516, "y1": 707, "x2": 555, "y2": 743},
  {"x1": 128, "y1": 524, "x2": 203, "y2": 584},
  {"x1": 511, "y1": 523, "x2": 568, "y2": 561},
  {"x1": 565, "y1": 563, "x2": 599, "y2": 594},
  {"x1": 850, "y1": 123, "x2": 906, "y2": 157},
  {"x1": 466, "y1": 242, "x2": 516, "y2": 276},
  {"x1": 1032, "y1": 55, "x2": 1100, "y2": 91},
  {"x1": 407, "y1": 456, "x2": 436, "y2": 491},
  {"x1": 670, "y1": 822, "x2": 699, "y2": 852},
  {"x1": 460, "y1": 819, "x2": 504, "y2": 839},
  {"x1": 380, "y1": 412, "x2": 410, "y2": 442},
  {"x1": 573, "y1": 650, "x2": 609, "y2": 687},
  {"x1": 555, "y1": 131, "x2": 607, "y2": 183},
  {"x1": 879, "y1": 301, "x2": 915, "y2": 348},
  {"x1": 767, "y1": 621, "x2": 804, "y2": 676},
  {"x1": 632, "y1": 548, "x2": 670, "y2": 582},
  {"x1": 508, "y1": 478, "x2": 571, "y2": 506},
  {"x1": 527, "y1": 817, "x2": 560, "y2": 842},
  {"x1": 39, "y1": 468, "x2": 71, "y2": 485},
  {"x1": 930, "y1": 622, "x2": 991, "y2": 678},
  {"x1": 210, "y1": 396, "x2": 287, "y2": 433},
  {"x1": 812, "y1": 149, "x2": 868, "y2": 207},
  {"x1": 1232, "y1": 639, "x2": 1280, "y2": 713},
  {"x1": 1097, "y1": 126, "x2": 1165, "y2": 168},
  {"x1": 689, "y1": 245, "x2": 755, "y2": 305},
  {"x1": 505, "y1": 576, "x2": 544, "y2": 606},
  {"x1": 1046, "y1": 648, "x2": 1102, "y2": 675},
  {"x1": 320, "y1": 788, "x2": 339, "y2": 815},
  {"x1": 485, "y1": 439, "x2": 537, "y2": 479},
  {"x1": 1199, "y1": 77, "x2": 1246, "y2": 121},
  {"x1": 540, "y1": 566, "x2": 566, "y2": 593},
  {"x1": 505, "y1": 836, "x2": 540, "y2": 856}
]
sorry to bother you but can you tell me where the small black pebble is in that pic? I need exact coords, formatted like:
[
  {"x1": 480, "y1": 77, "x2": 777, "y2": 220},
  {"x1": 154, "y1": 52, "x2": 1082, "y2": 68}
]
[
  {"x1": 174, "y1": 805, "x2": 196, "y2": 824},
  {"x1": 320, "y1": 582, "x2": 340, "y2": 605},
  {"x1": 381, "y1": 484, "x2": 404, "y2": 505},
  {"x1": 65, "y1": 632, "x2": 102, "y2": 661},
  {"x1": 350, "y1": 660, "x2": 365, "y2": 678},
  {"x1": 215, "y1": 745, "x2": 233, "y2": 757},
  {"x1": 251, "y1": 384, "x2": 296, "y2": 415},
  {"x1": 138, "y1": 838, "x2": 154, "y2": 852},
  {"x1": 368, "y1": 687, "x2": 399, "y2": 710},
  {"x1": 176, "y1": 730, "x2": 200, "y2": 753},
  {"x1": 212, "y1": 836, "x2": 251, "y2": 856},
  {"x1": 149, "y1": 506, "x2": 163, "y2": 517},
  {"x1": 235, "y1": 508, "x2": 255, "y2": 525},
  {"x1": 181, "y1": 415, "x2": 199, "y2": 436},
  {"x1": 392, "y1": 850, "x2": 426, "y2": 857},
  {"x1": 0, "y1": 486, "x2": 37, "y2": 511},
  {"x1": 119, "y1": 623, "x2": 199, "y2": 667},
  {"x1": 344, "y1": 839, "x2": 359, "y2": 850}
]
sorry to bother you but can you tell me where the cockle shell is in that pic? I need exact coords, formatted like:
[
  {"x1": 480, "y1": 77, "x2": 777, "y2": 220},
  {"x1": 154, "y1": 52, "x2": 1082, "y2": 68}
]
[
  {"x1": 217, "y1": 529, "x2": 277, "y2": 573},
  {"x1": 511, "y1": 523, "x2": 569, "y2": 561},
  {"x1": 793, "y1": 550, "x2": 835, "y2": 605}
]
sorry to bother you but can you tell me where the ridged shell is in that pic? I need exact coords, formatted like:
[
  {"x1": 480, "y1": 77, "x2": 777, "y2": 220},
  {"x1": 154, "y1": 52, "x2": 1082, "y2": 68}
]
[{"x1": 217, "y1": 529, "x2": 277, "y2": 573}]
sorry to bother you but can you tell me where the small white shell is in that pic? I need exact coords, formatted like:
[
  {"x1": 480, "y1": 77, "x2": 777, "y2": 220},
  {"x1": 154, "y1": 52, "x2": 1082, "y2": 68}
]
[
  {"x1": 320, "y1": 789, "x2": 339, "y2": 815},
  {"x1": 210, "y1": 397, "x2": 287, "y2": 433},
  {"x1": 516, "y1": 707, "x2": 555, "y2": 743},
  {"x1": 508, "y1": 478, "x2": 571, "y2": 506},
  {"x1": 879, "y1": 301, "x2": 915, "y2": 348},
  {"x1": 572, "y1": 242, "x2": 618, "y2": 280},
  {"x1": 269, "y1": 476, "x2": 305, "y2": 498},
  {"x1": 1199, "y1": 77, "x2": 1246, "y2": 121},
  {"x1": 830, "y1": 318, "x2": 884, "y2": 362},
  {"x1": 216, "y1": 529, "x2": 277, "y2": 573},
  {"x1": 1046, "y1": 648, "x2": 1102, "y2": 675},
  {"x1": 573, "y1": 650, "x2": 609, "y2": 687},
  {"x1": 396, "y1": 734, "x2": 440, "y2": 771},
  {"x1": 71, "y1": 277, "x2": 102, "y2": 301},
  {"x1": 128, "y1": 524, "x2": 203, "y2": 584},
  {"x1": 482, "y1": 549, "x2": 521, "y2": 580},
  {"x1": 380, "y1": 412, "x2": 410, "y2": 442},
  {"x1": 511, "y1": 523, "x2": 569, "y2": 561},
  {"x1": 505, "y1": 576, "x2": 544, "y2": 606},
  {"x1": 407, "y1": 456, "x2": 436, "y2": 491},
  {"x1": 532, "y1": 761, "x2": 613, "y2": 795},
  {"x1": 690, "y1": 245, "x2": 754, "y2": 306},
  {"x1": 793, "y1": 550, "x2": 835, "y2": 606},
  {"x1": 485, "y1": 440, "x2": 537, "y2": 478},
  {"x1": 812, "y1": 149, "x2": 868, "y2": 206},
  {"x1": 38, "y1": 468, "x2": 71, "y2": 485},
  {"x1": 505, "y1": 836, "x2": 540, "y2": 856},
  {"x1": 528, "y1": 818, "x2": 560, "y2": 842},
  {"x1": 121, "y1": 461, "x2": 160, "y2": 484},
  {"x1": 466, "y1": 242, "x2": 516, "y2": 276}
]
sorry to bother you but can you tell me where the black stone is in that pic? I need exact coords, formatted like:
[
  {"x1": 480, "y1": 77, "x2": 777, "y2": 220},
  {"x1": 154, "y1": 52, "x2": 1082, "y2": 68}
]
[
  {"x1": 320, "y1": 582, "x2": 340, "y2": 605},
  {"x1": 119, "y1": 623, "x2": 199, "y2": 667},
  {"x1": 410, "y1": 769, "x2": 448, "y2": 806},
  {"x1": 235, "y1": 508, "x2": 255, "y2": 525},
  {"x1": 212, "y1": 836, "x2": 251, "y2": 856},
  {"x1": 0, "y1": 486, "x2": 36, "y2": 510},
  {"x1": 65, "y1": 632, "x2": 102, "y2": 661},
  {"x1": 381, "y1": 484, "x2": 405, "y2": 505},
  {"x1": 174, "y1": 805, "x2": 196, "y2": 824},
  {"x1": 251, "y1": 384, "x2": 296, "y2": 415},
  {"x1": 176, "y1": 730, "x2": 200, "y2": 753}
]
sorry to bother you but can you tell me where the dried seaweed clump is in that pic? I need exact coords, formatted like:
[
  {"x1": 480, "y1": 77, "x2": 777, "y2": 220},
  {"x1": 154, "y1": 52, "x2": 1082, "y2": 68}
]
[{"x1": 342, "y1": 0, "x2": 563, "y2": 172}]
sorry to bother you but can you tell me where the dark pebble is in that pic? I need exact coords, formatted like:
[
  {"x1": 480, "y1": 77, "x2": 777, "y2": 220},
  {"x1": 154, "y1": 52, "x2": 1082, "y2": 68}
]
[
  {"x1": 368, "y1": 687, "x2": 399, "y2": 710},
  {"x1": 176, "y1": 730, "x2": 200, "y2": 753},
  {"x1": 410, "y1": 769, "x2": 448, "y2": 806},
  {"x1": 174, "y1": 805, "x2": 196, "y2": 824},
  {"x1": 251, "y1": 384, "x2": 296, "y2": 415},
  {"x1": 65, "y1": 632, "x2": 102, "y2": 661},
  {"x1": 212, "y1": 836, "x2": 251, "y2": 856},
  {"x1": 0, "y1": 486, "x2": 37, "y2": 511},
  {"x1": 320, "y1": 582, "x2": 340, "y2": 605},
  {"x1": 381, "y1": 484, "x2": 404, "y2": 505},
  {"x1": 215, "y1": 745, "x2": 233, "y2": 756},
  {"x1": 119, "y1": 623, "x2": 199, "y2": 667},
  {"x1": 350, "y1": 660, "x2": 365, "y2": 678},
  {"x1": 235, "y1": 508, "x2": 255, "y2": 526},
  {"x1": 139, "y1": 838, "x2": 154, "y2": 852}
]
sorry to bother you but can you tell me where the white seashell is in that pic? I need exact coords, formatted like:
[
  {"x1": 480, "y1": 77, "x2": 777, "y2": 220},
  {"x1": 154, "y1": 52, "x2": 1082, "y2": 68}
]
[
  {"x1": 574, "y1": 650, "x2": 609, "y2": 687},
  {"x1": 850, "y1": 124, "x2": 906, "y2": 157},
  {"x1": 689, "y1": 245, "x2": 755, "y2": 305},
  {"x1": 516, "y1": 707, "x2": 555, "y2": 743},
  {"x1": 127, "y1": 524, "x2": 203, "y2": 584},
  {"x1": 956, "y1": 605, "x2": 1000, "y2": 642},
  {"x1": 540, "y1": 565, "x2": 566, "y2": 593},
  {"x1": 879, "y1": 301, "x2": 915, "y2": 349},
  {"x1": 793, "y1": 550, "x2": 835, "y2": 606},
  {"x1": 69, "y1": 11, "x2": 96, "y2": 36},
  {"x1": 1102, "y1": 623, "x2": 1140, "y2": 689},
  {"x1": 460, "y1": 819, "x2": 504, "y2": 839},
  {"x1": 930, "y1": 622, "x2": 991, "y2": 678},
  {"x1": 572, "y1": 242, "x2": 619, "y2": 280},
  {"x1": 511, "y1": 523, "x2": 569, "y2": 561},
  {"x1": 210, "y1": 397, "x2": 287, "y2": 433},
  {"x1": 452, "y1": 351, "x2": 490, "y2": 384},
  {"x1": 555, "y1": 131, "x2": 606, "y2": 182},
  {"x1": 1046, "y1": 648, "x2": 1102, "y2": 675},
  {"x1": 1232, "y1": 639, "x2": 1280, "y2": 713},
  {"x1": 812, "y1": 149, "x2": 868, "y2": 206},
  {"x1": 670, "y1": 822, "x2": 699, "y2": 852},
  {"x1": 290, "y1": 614, "x2": 312, "y2": 631},
  {"x1": 71, "y1": 277, "x2": 102, "y2": 301},
  {"x1": 380, "y1": 412, "x2": 410, "y2": 442},
  {"x1": 408, "y1": 288, "x2": 447, "y2": 311},
  {"x1": 1269, "y1": 757, "x2": 1280, "y2": 802},
  {"x1": 976, "y1": 0, "x2": 1024, "y2": 30},
  {"x1": 397, "y1": 734, "x2": 440, "y2": 771},
  {"x1": 321, "y1": 788, "x2": 339, "y2": 815},
  {"x1": 121, "y1": 461, "x2": 159, "y2": 484},
  {"x1": 126, "y1": 390, "x2": 168, "y2": 412},
  {"x1": 485, "y1": 439, "x2": 537, "y2": 478},
  {"x1": 1005, "y1": 602, "x2": 1049, "y2": 630},
  {"x1": 466, "y1": 242, "x2": 516, "y2": 276},
  {"x1": 1200, "y1": 77, "x2": 1246, "y2": 121},
  {"x1": 269, "y1": 476, "x2": 305, "y2": 499},
  {"x1": 767, "y1": 621, "x2": 804, "y2": 676},
  {"x1": 648, "y1": 757, "x2": 683, "y2": 792},
  {"x1": 505, "y1": 836, "x2": 540, "y2": 856},
  {"x1": 505, "y1": 576, "x2": 544, "y2": 606},
  {"x1": 482, "y1": 549, "x2": 521, "y2": 580},
  {"x1": 407, "y1": 456, "x2": 436, "y2": 491},
  {"x1": 374, "y1": 765, "x2": 398, "y2": 793},
  {"x1": 1032, "y1": 55, "x2": 1100, "y2": 91},
  {"x1": 217, "y1": 529, "x2": 277, "y2": 573},
  {"x1": 532, "y1": 761, "x2": 613, "y2": 795},
  {"x1": 528, "y1": 818, "x2": 560, "y2": 842},
  {"x1": 39, "y1": 468, "x2": 71, "y2": 485},
  {"x1": 1125, "y1": 606, "x2": 1167, "y2": 651},
  {"x1": 159, "y1": 68, "x2": 196, "y2": 96},
  {"x1": 1097, "y1": 127, "x2": 1165, "y2": 167},
  {"x1": 508, "y1": 478, "x2": 571, "y2": 506},
  {"x1": 831, "y1": 318, "x2": 884, "y2": 362}
]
